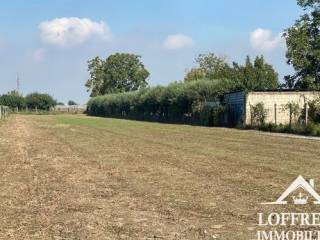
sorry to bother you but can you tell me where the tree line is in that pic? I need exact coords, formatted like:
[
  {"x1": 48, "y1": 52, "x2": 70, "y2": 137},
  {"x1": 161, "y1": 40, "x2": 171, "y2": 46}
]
[
  {"x1": 86, "y1": 0, "x2": 320, "y2": 126},
  {"x1": 0, "y1": 91, "x2": 56, "y2": 111},
  {"x1": 0, "y1": 90, "x2": 82, "y2": 110},
  {"x1": 85, "y1": 52, "x2": 280, "y2": 124},
  {"x1": 86, "y1": 53, "x2": 279, "y2": 97},
  {"x1": 87, "y1": 79, "x2": 234, "y2": 124}
]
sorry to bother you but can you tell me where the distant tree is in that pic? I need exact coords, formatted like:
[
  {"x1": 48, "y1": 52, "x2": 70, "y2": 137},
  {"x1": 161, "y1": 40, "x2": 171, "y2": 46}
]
[
  {"x1": 25, "y1": 93, "x2": 56, "y2": 110},
  {"x1": 283, "y1": 0, "x2": 320, "y2": 89},
  {"x1": 281, "y1": 75, "x2": 296, "y2": 89},
  {"x1": 68, "y1": 100, "x2": 77, "y2": 106},
  {"x1": 0, "y1": 90, "x2": 25, "y2": 109},
  {"x1": 195, "y1": 53, "x2": 232, "y2": 80},
  {"x1": 232, "y1": 56, "x2": 279, "y2": 90},
  {"x1": 185, "y1": 53, "x2": 278, "y2": 90},
  {"x1": 184, "y1": 68, "x2": 205, "y2": 82},
  {"x1": 85, "y1": 53, "x2": 150, "y2": 97},
  {"x1": 57, "y1": 102, "x2": 65, "y2": 106}
]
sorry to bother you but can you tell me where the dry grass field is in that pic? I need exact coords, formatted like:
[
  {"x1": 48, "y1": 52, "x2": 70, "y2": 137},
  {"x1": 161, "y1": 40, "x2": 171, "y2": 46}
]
[{"x1": 0, "y1": 114, "x2": 319, "y2": 239}]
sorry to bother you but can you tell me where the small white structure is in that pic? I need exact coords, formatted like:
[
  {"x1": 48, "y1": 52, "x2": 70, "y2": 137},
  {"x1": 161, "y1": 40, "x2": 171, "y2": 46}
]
[
  {"x1": 52, "y1": 105, "x2": 86, "y2": 114},
  {"x1": 223, "y1": 90, "x2": 320, "y2": 126}
]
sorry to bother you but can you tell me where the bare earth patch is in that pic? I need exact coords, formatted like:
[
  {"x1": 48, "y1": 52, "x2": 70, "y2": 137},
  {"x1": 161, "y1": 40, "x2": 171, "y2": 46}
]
[{"x1": 0, "y1": 114, "x2": 319, "y2": 239}]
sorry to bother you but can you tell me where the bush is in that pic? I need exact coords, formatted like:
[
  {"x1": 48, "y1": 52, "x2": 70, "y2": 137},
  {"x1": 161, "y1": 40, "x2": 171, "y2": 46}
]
[
  {"x1": 25, "y1": 93, "x2": 57, "y2": 110},
  {"x1": 256, "y1": 122, "x2": 320, "y2": 137},
  {"x1": 87, "y1": 79, "x2": 236, "y2": 125},
  {"x1": 308, "y1": 97, "x2": 320, "y2": 123},
  {"x1": 250, "y1": 102, "x2": 267, "y2": 126},
  {"x1": 305, "y1": 123, "x2": 320, "y2": 136},
  {"x1": 282, "y1": 101, "x2": 301, "y2": 126}
]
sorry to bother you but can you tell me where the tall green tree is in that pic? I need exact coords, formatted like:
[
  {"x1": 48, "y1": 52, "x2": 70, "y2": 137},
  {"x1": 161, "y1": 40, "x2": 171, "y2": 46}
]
[
  {"x1": 233, "y1": 55, "x2": 279, "y2": 90},
  {"x1": 196, "y1": 53, "x2": 232, "y2": 80},
  {"x1": 283, "y1": 0, "x2": 320, "y2": 89},
  {"x1": 85, "y1": 53, "x2": 150, "y2": 97},
  {"x1": 184, "y1": 53, "x2": 278, "y2": 90}
]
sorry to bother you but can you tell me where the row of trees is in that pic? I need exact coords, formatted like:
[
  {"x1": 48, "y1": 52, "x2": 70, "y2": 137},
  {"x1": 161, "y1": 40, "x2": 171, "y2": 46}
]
[
  {"x1": 87, "y1": 79, "x2": 234, "y2": 125},
  {"x1": 85, "y1": 52, "x2": 280, "y2": 125},
  {"x1": 0, "y1": 91, "x2": 57, "y2": 110},
  {"x1": 85, "y1": 53, "x2": 279, "y2": 98}
]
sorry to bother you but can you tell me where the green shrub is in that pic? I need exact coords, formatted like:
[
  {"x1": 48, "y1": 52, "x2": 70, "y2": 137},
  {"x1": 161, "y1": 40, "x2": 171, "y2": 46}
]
[
  {"x1": 308, "y1": 97, "x2": 320, "y2": 123},
  {"x1": 250, "y1": 102, "x2": 267, "y2": 126},
  {"x1": 257, "y1": 122, "x2": 320, "y2": 137},
  {"x1": 305, "y1": 123, "x2": 320, "y2": 136},
  {"x1": 282, "y1": 101, "x2": 301, "y2": 126},
  {"x1": 87, "y1": 79, "x2": 235, "y2": 125}
]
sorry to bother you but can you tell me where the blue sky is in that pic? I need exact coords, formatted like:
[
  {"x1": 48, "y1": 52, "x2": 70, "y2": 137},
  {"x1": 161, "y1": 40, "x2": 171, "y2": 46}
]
[{"x1": 0, "y1": 0, "x2": 301, "y2": 103}]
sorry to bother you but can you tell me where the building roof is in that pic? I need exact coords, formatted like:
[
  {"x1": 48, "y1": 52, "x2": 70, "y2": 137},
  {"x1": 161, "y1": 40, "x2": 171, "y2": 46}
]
[{"x1": 225, "y1": 89, "x2": 320, "y2": 95}]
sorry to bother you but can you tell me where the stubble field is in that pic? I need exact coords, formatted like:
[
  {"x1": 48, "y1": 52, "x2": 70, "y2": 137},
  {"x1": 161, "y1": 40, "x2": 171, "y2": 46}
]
[{"x1": 0, "y1": 114, "x2": 319, "y2": 239}]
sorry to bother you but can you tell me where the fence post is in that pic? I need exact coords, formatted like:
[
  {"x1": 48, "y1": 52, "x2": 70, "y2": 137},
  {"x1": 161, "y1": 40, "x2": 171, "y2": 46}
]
[
  {"x1": 274, "y1": 103, "x2": 277, "y2": 125},
  {"x1": 305, "y1": 103, "x2": 308, "y2": 125},
  {"x1": 289, "y1": 106, "x2": 292, "y2": 127},
  {"x1": 249, "y1": 104, "x2": 253, "y2": 126}
]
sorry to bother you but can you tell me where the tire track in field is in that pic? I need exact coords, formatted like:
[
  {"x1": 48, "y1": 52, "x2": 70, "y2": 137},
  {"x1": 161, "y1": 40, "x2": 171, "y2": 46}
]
[{"x1": 0, "y1": 115, "x2": 37, "y2": 239}]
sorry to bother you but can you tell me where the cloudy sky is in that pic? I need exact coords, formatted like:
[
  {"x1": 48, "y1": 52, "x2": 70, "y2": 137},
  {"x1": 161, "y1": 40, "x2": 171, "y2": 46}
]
[{"x1": 0, "y1": 0, "x2": 301, "y2": 103}]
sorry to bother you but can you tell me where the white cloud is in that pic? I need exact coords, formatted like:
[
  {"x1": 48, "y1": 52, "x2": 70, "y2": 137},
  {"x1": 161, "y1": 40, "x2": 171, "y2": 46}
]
[
  {"x1": 163, "y1": 34, "x2": 194, "y2": 50},
  {"x1": 250, "y1": 28, "x2": 284, "y2": 52},
  {"x1": 39, "y1": 17, "x2": 112, "y2": 47},
  {"x1": 33, "y1": 48, "x2": 46, "y2": 62}
]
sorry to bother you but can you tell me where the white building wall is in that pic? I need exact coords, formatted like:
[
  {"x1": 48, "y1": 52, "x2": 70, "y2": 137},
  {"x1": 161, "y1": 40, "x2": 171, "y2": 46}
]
[{"x1": 245, "y1": 91, "x2": 320, "y2": 125}]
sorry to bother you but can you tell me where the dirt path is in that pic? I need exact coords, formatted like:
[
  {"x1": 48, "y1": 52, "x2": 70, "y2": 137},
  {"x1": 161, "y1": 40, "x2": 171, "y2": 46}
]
[
  {"x1": 0, "y1": 115, "x2": 112, "y2": 239},
  {"x1": 0, "y1": 115, "x2": 76, "y2": 239}
]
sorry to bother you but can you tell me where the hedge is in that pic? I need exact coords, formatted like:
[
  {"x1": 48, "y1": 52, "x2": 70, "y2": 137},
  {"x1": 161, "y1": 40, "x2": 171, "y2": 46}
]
[{"x1": 87, "y1": 79, "x2": 236, "y2": 125}]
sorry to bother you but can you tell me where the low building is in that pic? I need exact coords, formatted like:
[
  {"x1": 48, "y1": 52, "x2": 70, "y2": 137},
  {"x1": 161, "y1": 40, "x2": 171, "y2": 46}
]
[
  {"x1": 222, "y1": 90, "x2": 320, "y2": 126},
  {"x1": 53, "y1": 105, "x2": 87, "y2": 114}
]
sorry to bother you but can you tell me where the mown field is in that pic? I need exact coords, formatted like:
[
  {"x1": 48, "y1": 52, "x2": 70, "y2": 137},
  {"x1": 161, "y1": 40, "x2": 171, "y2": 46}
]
[{"x1": 0, "y1": 114, "x2": 319, "y2": 240}]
